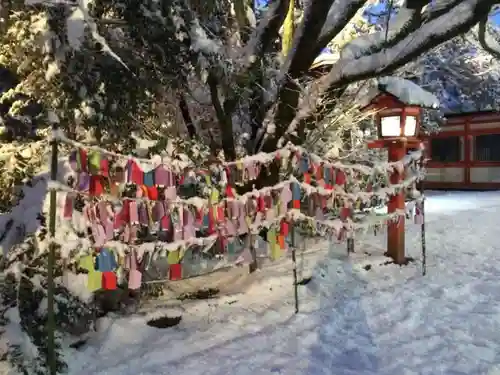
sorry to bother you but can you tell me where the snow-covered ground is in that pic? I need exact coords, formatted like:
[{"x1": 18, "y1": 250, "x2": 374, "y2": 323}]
[{"x1": 66, "y1": 190, "x2": 500, "y2": 375}]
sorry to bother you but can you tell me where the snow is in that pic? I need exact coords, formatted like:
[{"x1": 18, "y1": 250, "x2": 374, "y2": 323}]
[
  {"x1": 190, "y1": 23, "x2": 222, "y2": 54},
  {"x1": 341, "y1": 8, "x2": 417, "y2": 61},
  {"x1": 359, "y1": 76, "x2": 440, "y2": 109},
  {"x1": 66, "y1": 190, "x2": 500, "y2": 375},
  {"x1": 0, "y1": 175, "x2": 49, "y2": 255},
  {"x1": 479, "y1": 19, "x2": 500, "y2": 59},
  {"x1": 326, "y1": 0, "x2": 486, "y2": 90},
  {"x1": 377, "y1": 76, "x2": 440, "y2": 108},
  {"x1": 66, "y1": 7, "x2": 86, "y2": 50}
]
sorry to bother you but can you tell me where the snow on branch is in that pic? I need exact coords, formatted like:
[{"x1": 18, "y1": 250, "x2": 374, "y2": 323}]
[
  {"x1": 332, "y1": 0, "x2": 492, "y2": 84},
  {"x1": 290, "y1": 0, "x2": 492, "y2": 127},
  {"x1": 341, "y1": 7, "x2": 421, "y2": 60},
  {"x1": 478, "y1": 12, "x2": 500, "y2": 60},
  {"x1": 25, "y1": 0, "x2": 129, "y2": 70},
  {"x1": 421, "y1": 0, "x2": 463, "y2": 20}
]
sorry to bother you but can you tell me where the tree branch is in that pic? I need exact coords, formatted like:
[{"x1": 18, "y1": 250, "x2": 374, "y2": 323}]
[
  {"x1": 249, "y1": 68, "x2": 266, "y2": 141},
  {"x1": 421, "y1": 0, "x2": 464, "y2": 20},
  {"x1": 224, "y1": 0, "x2": 290, "y2": 124},
  {"x1": 178, "y1": 93, "x2": 196, "y2": 139},
  {"x1": 233, "y1": 0, "x2": 254, "y2": 43},
  {"x1": 317, "y1": 0, "x2": 367, "y2": 57},
  {"x1": 478, "y1": 8, "x2": 500, "y2": 60},
  {"x1": 207, "y1": 72, "x2": 236, "y2": 160},
  {"x1": 258, "y1": 0, "x2": 337, "y2": 153},
  {"x1": 241, "y1": 0, "x2": 291, "y2": 70},
  {"x1": 323, "y1": 0, "x2": 493, "y2": 88},
  {"x1": 295, "y1": 85, "x2": 347, "y2": 141},
  {"x1": 266, "y1": 0, "x2": 493, "y2": 152},
  {"x1": 265, "y1": 0, "x2": 422, "y2": 152},
  {"x1": 282, "y1": 0, "x2": 336, "y2": 79},
  {"x1": 340, "y1": 5, "x2": 425, "y2": 61}
]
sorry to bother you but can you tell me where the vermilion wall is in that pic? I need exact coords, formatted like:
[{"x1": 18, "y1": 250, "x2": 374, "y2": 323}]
[{"x1": 424, "y1": 111, "x2": 500, "y2": 190}]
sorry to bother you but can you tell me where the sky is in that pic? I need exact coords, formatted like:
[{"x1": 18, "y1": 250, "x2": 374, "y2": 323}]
[{"x1": 493, "y1": 13, "x2": 500, "y2": 25}]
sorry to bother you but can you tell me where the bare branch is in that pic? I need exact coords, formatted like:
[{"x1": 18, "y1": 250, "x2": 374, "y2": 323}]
[
  {"x1": 273, "y1": 0, "x2": 493, "y2": 152},
  {"x1": 421, "y1": 0, "x2": 463, "y2": 20},
  {"x1": 340, "y1": 6, "x2": 422, "y2": 60},
  {"x1": 478, "y1": 8, "x2": 500, "y2": 60},
  {"x1": 224, "y1": 0, "x2": 290, "y2": 120},
  {"x1": 324, "y1": 0, "x2": 493, "y2": 95},
  {"x1": 258, "y1": 0, "x2": 338, "y2": 152},
  {"x1": 96, "y1": 19, "x2": 127, "y2": 26}
]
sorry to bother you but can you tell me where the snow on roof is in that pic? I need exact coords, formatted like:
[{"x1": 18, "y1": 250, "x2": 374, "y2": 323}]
[{"x1": 358, "y1": 76, "x2": 440, "y2": 109}]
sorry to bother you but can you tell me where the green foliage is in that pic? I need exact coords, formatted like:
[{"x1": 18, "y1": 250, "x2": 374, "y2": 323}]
[
  {"x1": 0, "y1": 215, "x2": 97, "y2": 374},
  {"x1": 0, "y1": 144, "x2": 45, "y2": 213}
]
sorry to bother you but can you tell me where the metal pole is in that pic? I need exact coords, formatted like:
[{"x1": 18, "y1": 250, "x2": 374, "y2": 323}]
[
  {"x1": 249, "y1": 234, "x2": 258, "y2": 273},
  {"x1": 47, "y1": 128, "x2": 58, "y2": 375},
  {"x1": 347, "y1": 237, "x2": 354, "y2": 255},
  {"x1": 421, "y1": 199, "x2": 426, "y2": 276},
  {"x1": 419, "y1": 156, "x2": 427, "y2": 276},
  {"x1": 291, "y1": 222, "x2": 298, "y2": 314}
]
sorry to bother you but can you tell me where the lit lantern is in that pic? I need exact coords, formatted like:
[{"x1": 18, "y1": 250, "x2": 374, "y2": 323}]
[
  {"x1": 360, "y1": 77, "x2": 440, "y2": 265},
  {"x1": 360, "y1": 76, "x2": 439, "y2": 142}
]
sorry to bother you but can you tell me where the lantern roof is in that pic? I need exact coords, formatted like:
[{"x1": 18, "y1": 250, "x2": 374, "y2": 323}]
[{"x1": 358, "y1": 76, "x2": 440, "y2": 110}]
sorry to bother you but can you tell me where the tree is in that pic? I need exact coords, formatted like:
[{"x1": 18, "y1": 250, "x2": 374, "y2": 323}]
[
  {"x1": 409, "y1": 27, "x2": 500, "y2": 114},
  {"x1": 364, "y1": 2, "x2": 500, "y2": 130},
  {"x1": 0, "y1": 0, "x2": 498, "y2": 164},
  {"x1": 1, "y1": 0, "x2": 500, "y2": 373}
]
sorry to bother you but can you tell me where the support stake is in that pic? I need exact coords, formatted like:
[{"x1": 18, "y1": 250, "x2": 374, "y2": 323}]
[
  {"x1": 347, "y1": 237, "x2": 354, "y2": 255},
  {"x1": 47, "y1": 128, "x2": 58, "y2": 375},
  {"x1": 249, "y1": 234, "x2": 258, "y2": 273},
  {"x1": 419, "y1": 156, "x2": 427, "y2": 276},
  {"x1": 291, "y1": 222, "x2": 299, "y2": 314}
]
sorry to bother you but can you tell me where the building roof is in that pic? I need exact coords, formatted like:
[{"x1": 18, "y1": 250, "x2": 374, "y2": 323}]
[{"x1": 443, "y1": 110, "x2": 499, "y2": 119}]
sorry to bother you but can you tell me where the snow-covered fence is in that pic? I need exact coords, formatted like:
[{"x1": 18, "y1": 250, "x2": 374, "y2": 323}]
[{"x1": 45, "y1": 129, "x2": 425, "y2": 294}]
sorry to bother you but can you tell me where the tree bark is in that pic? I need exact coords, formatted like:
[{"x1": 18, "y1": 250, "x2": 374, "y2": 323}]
[
  {"x1": 208, "y1": 72, "x2": 236, "y2": 161},
  {"x1": 178, "y1": 93, "x2": 196, "y2": 139}
]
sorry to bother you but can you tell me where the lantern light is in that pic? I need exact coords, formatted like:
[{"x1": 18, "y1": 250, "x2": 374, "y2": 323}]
[
  {"x1": 380, "y1": 116, "x2": 402, "y2": 137},
  {"x1": 379, "y1": 114, "x2": 419, "y2": 138},
  {"x1": 404, "y1": 116, "x2": 417, "y2": 137}
]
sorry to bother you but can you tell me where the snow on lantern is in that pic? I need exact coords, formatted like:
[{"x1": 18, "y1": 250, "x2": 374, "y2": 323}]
[{"x1": 359, "y1": 77, "x2": 439, "y2": 265}]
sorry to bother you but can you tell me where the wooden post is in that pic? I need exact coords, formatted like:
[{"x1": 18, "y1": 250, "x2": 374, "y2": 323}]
[
  {"x1": 386, "y1": 142, "x2": 406, "y2": 264},
  {"x1": 47, "y1": 128, "x2": 58, "y2": 375}
]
